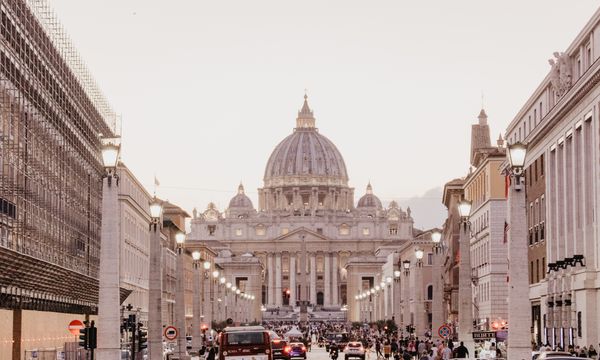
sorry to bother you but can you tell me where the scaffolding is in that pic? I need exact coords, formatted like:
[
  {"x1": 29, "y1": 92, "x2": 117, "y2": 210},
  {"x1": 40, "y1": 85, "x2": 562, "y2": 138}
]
[{"x1": 0, "y1": 0, "x2": 116, "y2": 311}]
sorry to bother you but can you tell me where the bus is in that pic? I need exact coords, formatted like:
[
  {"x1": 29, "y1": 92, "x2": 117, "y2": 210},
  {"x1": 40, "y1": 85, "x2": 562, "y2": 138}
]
[{"x1": 219, "y1": 326, "x2": 272, "y2": 360}]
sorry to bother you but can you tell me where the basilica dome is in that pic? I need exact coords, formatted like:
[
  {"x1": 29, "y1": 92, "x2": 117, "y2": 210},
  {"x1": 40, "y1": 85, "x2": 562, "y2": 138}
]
[
  {"x1": 357, "y1": 183, "x2": 383, "y2": 209},
  {"x1": 263, "y1": 95, "x2": 349, "y2": 188},
  {"x1": 228, "y1": 183, "x2": 254, "y2": 209}
]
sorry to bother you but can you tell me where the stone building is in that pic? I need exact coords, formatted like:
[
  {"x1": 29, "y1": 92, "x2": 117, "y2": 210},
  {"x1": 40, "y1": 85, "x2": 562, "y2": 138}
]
[
  {"x1": 504, "y1": 6, "x2": 600, "y2": 348},
  {"x1": 187, "y1": 95, "x2": 417, "y2": 323},
  {"x1": 464, "y1": 110, "x2": 509, "y2": 331}
]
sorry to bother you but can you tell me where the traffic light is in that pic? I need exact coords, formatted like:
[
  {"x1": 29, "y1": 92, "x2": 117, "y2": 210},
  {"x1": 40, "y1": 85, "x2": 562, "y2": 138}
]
[
  {"x1": 88, "y1": 321, "x2": 97, "y2": 350},
  {"x1": 137, "y1": 323, "x2": 148, "y2": 351},
  {"x1": 78, "y1": 326, "x2": 89, "y2": 349}
]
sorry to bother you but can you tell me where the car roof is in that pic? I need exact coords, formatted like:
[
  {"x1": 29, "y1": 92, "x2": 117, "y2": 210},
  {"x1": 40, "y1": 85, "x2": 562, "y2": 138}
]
[{"x1": 223, "y1": 326, "x2": 266, "y2": 332}]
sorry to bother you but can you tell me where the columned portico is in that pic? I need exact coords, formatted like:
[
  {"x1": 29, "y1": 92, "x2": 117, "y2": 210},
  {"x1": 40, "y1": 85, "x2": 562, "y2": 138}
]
[
  {"x1": 310, "y1": 253, "x2": 317, "y2": 305},
  {"x1": 275, "y1": 253, "x2": 282, "y2": 306},
  {"x1": 324, "y1": 253, "x2": 331, "y2": 306},
  {"x1": 332, "y1": 254, "x2": 339, "y2": 306},
  {"x1": 289, "y1": 253, "x2": 297, "y2": 306},
  {"x1": 267, "y1": 254, "x2": 274, "y2": 306}
]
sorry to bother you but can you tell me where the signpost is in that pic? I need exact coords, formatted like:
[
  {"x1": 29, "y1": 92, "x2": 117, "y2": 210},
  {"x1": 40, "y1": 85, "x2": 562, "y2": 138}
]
[
  {"x1": 68, "y1": 320, "x2": 85, "y2": 336},
  {"x1": 472, "y1": 331, "x2": 496, "y2": 340},
  {"x1": 438, "y1": 324, "x2": 452, "y2": 339},
  {"x1": 164, "y1": 325, "x2": 178, "y2": 341}
]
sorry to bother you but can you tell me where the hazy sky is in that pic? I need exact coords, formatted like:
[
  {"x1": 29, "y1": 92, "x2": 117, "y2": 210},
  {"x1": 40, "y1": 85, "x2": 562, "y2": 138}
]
[{"x1": 50, "y1": 0, "x2": 598, "y2": 229}]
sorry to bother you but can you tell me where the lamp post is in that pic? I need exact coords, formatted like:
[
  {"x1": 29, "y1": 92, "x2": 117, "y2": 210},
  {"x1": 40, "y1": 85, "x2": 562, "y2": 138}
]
[
  {"x1": 506, "y1": 142, "x2": 531, "y2": 359},
  {"x1": 414, "y1": 248, "x2": 425, "y2": 337},
  {"x1": 202, "y1": 260, "x2": 211, "y2": 329},
  {"x1": 402, "y1": 259, "x2": 411, "y2": 335},
  {"x1": 175, "y1": 232, "x2": 189, "y2": 359},
  {"x1": 192, "y1": 251, "x2": 203, "y2": 353},
  {"x1": 96, "y1": 136, "x2": 121, "y2": 360},
  {"x1": 457, "y1": 199, "x2": 474, "y2": 353},
  {"x1": 211, "y1": 269, "x2": 219, "y2": 325},
  {"x1": 148, "y1": 198, "x2": 163, "y2": 360},
  {"x1": 431, "y1": 230, "x2": 445, "y2": 340}
]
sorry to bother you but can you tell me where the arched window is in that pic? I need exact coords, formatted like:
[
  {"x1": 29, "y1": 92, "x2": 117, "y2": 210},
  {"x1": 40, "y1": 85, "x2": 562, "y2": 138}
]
[{"x1": 427, "y1": 285, "x2": 433, "y2": 300}]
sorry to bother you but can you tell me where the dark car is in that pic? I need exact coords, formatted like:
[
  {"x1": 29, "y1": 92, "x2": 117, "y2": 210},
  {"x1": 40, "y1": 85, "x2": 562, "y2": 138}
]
[
  {"x1": 269, "y1": 332, "x2": 289, "y2": 360},
  {"x1": 285, "y1": 342, "x2": 307, "y2": 359}
]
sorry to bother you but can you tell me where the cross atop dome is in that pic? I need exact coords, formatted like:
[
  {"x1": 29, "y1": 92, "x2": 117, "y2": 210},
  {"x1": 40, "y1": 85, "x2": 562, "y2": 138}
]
[{"x1": 296, "y1": 93, "x2": 316, "y2": 129}]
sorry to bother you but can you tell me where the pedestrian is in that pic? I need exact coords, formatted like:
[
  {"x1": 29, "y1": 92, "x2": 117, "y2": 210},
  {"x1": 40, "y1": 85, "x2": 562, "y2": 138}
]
[
  {"x1": 589, "y1": 344, "x2": 598, "y2": 359},
  {"x1": 453, "y1": 341, "x2": 469, "y2": 359},
  {"x1": 207, "y1": 345, "x2": 216, "y2": 360},
  {"x1": 375, "y1": 339, "x2": 382, "y2": 359},
  {"x1": 384, "y1": 340, "x2": 391, "y2": 360}
]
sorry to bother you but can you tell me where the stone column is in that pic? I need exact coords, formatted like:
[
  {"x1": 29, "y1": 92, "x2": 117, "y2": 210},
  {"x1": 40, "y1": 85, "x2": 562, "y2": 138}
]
[
  {"x1": 275, "y1": 253, "x2": 283, "y2": 306},
  {"x1": 402, "y1": 270, "x2": 410, "y2": 330},
  {"x1": 267, "y1": 254, "x2": 274, "y2": 306},
  {"x1": 290, "y1": 253, "x2": 297, "y2": 307},
  {"x1": 192, "y1": 262, "x2": 202, "y2": 352},
  {"x1": 507, "y1": 176, "x2": 533, "y2": 359},
  {"x1": 432, "y1": 248, "x2": 444, "y2": 341},
  {"x1": 148, "y1": 227, "x2": 163, "y2": 360},
  {"x1": 310, "y1": 253, "x2": 317, "y2": 305},
  {"x1": 175, "y1": 249, "x2": 188, "y2": 359},
  {"x1": 332, "y1": 255, "x2": 339, "y2": 306},
  {"x1": 203, "y1": 269, "x2": 211, "y2": 332},
  {"x1": 458, "y1": 222, "x2": 474, "y2": 354},
  {"x1": 415, "y1": 263, "x2": 426, "y2": 337},
  {"x1": 324, "y1": 253, "x2": 331, "y2": 306},
  {"x1": 97, "y1": 176, "x2": 120, "y2": 360}
]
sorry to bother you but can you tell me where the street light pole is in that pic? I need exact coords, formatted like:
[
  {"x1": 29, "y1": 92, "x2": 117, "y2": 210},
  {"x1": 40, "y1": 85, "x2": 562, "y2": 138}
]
[
  {"x1": 414, "y1": 248, "x2": 425, "y2": 337},
  {"x1": 506, "y1": 142, "x2": 532, "y2": 359},
  {"x1": 192, "y1": 251, "x2": 202, "y2": 354},
  {"x1": 402, "y1": 260, "x2": 411, "y2": 334},
  {"x1": 96, "y1": 136, "x2": 121, "y2": 360},
  {"x1": 431, "y1": 230, "x2": 445, "y2": 341},
  {"x1": 148, "y1": 198, "x2": 163, "y2": 360},
  {"x1": 457, "y1": 199, "x2": 474, "y2": 353},
  {"x1": 175, "y1": 232, "x2": 189, "y2": 360}
]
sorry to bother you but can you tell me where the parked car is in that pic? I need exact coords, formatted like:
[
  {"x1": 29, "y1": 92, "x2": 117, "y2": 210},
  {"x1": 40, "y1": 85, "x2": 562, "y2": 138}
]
[
  {"x1": 269, "y1": 331, "x2": 289, "y2": 360},
  {"x1": 285, "y1": 342, "x2": 307, "y2": 359},
  {"x1": 344, "y1": 342, "x2": 365, "y2": 360}
]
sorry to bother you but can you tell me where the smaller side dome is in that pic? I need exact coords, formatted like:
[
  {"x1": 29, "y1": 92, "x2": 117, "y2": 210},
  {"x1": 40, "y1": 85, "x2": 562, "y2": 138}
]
[
  {"x1": 357, "y1": 183, "x2": 383, "y2": 209},
  {"x1": 228, "y1": 183, "x2": 254, "y2": 209}
]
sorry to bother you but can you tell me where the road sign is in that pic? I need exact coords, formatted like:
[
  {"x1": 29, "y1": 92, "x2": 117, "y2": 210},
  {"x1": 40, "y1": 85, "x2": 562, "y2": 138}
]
[
  {"x1": 472, "y1": 331, "x2": 496, "y2": 340},
  {"x1": 68, "y1": 320, "x2": 85, "y2": 336},
  {"x1": 438, "y1": 324, "x2": 452, "y2": 339},
  {"x1": 164, "y1": 325, "x2": 178, "y2": 341}
]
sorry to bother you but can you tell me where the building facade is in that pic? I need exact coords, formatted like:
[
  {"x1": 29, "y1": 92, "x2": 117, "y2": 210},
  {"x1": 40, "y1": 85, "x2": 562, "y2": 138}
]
[
  {"x1": 464, "y1": 110, "x2": 509, "y2": 331},
  {"x1": 505, "y1": 7, "x2": 600, "y2": 348},
  {"x1": 188, "y1": 95, "x2": 418, "y2": 323},
  {"x1": 118, "y1": 163, "x2": 152, "y2": 323},
  {"x1": 0, "y1": 0, "x2": 117, "y2": 358}
]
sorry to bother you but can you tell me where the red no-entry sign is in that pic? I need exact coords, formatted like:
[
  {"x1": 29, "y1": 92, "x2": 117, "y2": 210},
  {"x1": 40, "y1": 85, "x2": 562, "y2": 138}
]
[
  {"x1": 164, "y1": 325, "x2": 178, "y2": 341},
  {"x1": 68, "y1": 320, "x2": 84, "y2": 336},
  {"x1": 438, "y1": 324, "x2": 452, "y2": 339}
]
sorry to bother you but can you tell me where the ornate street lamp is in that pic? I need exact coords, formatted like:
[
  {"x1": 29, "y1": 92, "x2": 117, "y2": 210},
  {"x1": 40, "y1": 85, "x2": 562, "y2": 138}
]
[
  {"x1": 457, "y1": 197, "x2": 473, "y2": 353},
  {"x1": 97, "y1": 136, "x2": 121, "y2": 359},
  {"x1": 174, "y1": 232, "x2": 187, "y2": 358},
  {"x1": 415, "y1": 248, "x2": 424, "y2": 267},
  {"x1": 506, "y1": 141, "x2": 531, "y2": 359},
  {"x1": 431, "y1": 230, "x2": 443, "y2": 254},
  {"x1": 403, "y1": 259, "x2": 411, "y2": 276}
]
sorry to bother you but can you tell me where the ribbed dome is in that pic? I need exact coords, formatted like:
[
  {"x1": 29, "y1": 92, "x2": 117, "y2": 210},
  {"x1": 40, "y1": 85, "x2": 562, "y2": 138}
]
[
  {"x1": 263, "y1": 95, "x2": 348, "y2": 187},
  {"x1": 357, "y1": 183, "x2": 382, "y2": 209},
  {"x1": 228, "y1": 183, "x2": 254, "y2": 209}
]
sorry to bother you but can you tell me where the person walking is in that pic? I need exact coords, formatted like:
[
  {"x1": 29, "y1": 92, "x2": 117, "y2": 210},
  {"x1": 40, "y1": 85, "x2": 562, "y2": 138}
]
[{"x1": 453, "y1": 341, "x2": 469, "y2": 358}]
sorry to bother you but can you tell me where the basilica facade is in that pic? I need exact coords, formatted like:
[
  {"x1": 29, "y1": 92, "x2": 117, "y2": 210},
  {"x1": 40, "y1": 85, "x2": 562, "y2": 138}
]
[{"x1": 187, "y1": 96, "x2": 416, "y2": 322}]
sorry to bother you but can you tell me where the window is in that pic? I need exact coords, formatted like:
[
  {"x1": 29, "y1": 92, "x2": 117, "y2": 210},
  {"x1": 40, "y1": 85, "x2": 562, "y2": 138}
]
[
  {"x1": 427, "y1": 253, "x2": 433, "y2": 265},
  {"x1": 427, "y1": 285, "x2": 433, "y2": 300},
  {"x1": 540, "y1": 154, "x2": 544, "y2": 176},
  {"x1": 316, "y1": 228, "x2": 323, "y2": 235},
  {"x1": 208, "y1": 225, "x2": 216, "y2": 236},
  {"x1": 339, "y1": 224, "x2": 350, "y2": 235},
  {"x1": 235, "y1": 229, "x2": 242, "y2": 236},
  {"x1": 255, "y1": 226, "x2": 266, "y2": 236},
  {"x1": 389, "y1": 226, "x2": 398, "y2": 235},
  {"x1": 362, "y1": 228, "x2": 370, "y2": 236},
  {"x1": 536, "y1": 259, "x2": 540, "y2": 283}
]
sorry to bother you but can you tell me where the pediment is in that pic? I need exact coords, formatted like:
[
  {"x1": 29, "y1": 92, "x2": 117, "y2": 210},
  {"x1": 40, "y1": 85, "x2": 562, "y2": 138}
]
[{"x1": 275, "y1": 227, "x2": 328, "y2": 242}]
